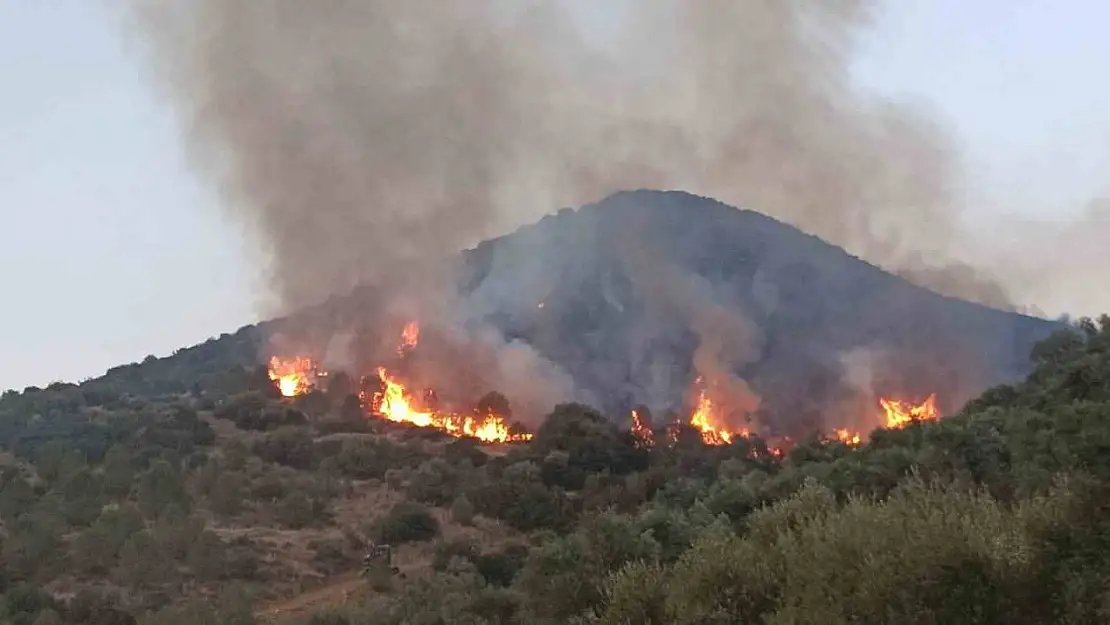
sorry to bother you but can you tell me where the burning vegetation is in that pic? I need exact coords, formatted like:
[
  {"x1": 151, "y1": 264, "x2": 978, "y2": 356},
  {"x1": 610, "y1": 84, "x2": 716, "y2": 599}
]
[
  {"x1": 630, "y1": 389, "x2": 941, "y2": 453},
  {"x1": 268, "y1": 322, "x2": 531, "y2": 444},
  {"x1": 267, "y1": 356, "x2": 318, "y2": 398},
  {"x1": 881, "y1": 394, "x2": 940, "y2": 429},
  {"x1": 268, "y1": 312, "x2": 945, "y2": 450},
  {"x1": 372, "y1": 367, "x2": 531, "y2": 443},
  {"x1": 268, "y1": 332, "x2": 944, "y2": 449}
]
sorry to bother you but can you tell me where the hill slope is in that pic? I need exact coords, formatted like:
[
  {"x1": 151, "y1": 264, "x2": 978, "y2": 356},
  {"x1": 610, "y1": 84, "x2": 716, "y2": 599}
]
[
  {"x1": 451, "y1": 190, "x2": 1061, "y2": 428},
  {"x1": 0, "y1": 191, "x2": 1105, "y2": 624},
  {"x1": 36, "y1": 190, "x2": 1062, "y2": 437}
]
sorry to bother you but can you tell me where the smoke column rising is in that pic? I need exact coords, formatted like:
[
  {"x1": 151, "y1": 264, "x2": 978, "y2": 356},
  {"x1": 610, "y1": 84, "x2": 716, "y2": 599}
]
[{"x1": 126, "y1": 0, "x2": 1003, "y2": 314}]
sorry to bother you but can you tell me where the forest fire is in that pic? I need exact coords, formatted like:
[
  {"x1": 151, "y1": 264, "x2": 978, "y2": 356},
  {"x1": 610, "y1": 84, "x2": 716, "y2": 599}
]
[
  {"x1": 268, "y1": 334, "x2": 940, "y2": 449},
  {"x1": 688, "y1": 379, "x2": 751, "y2": 446},
  {"x1": 267, "y1": 356, "x2": 316, "y2": 397},
  {"x1": 630, "y1": 409, "x2": 654, "y2": 449},
  {"x1": 880, "y1": 394, "x2": 940, "y2": 428},
  {"x1": 690, "y1": 390, "x2": 735, "y2": 445},
  {"x1": 398, "y1": 321, "x2": 420, "y2": 356},
  {"x1": 372, "y1": 367, "x2": 531, "y2": 443},
  {"x1": 266, "y1": 322, "x2": 532, "y2": 444},
  {"x1": 834, "y1": 428, "x2": 862, "y2": 446}
]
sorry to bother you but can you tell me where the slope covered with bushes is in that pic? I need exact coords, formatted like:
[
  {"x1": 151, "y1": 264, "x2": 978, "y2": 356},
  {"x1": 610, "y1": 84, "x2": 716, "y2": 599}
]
[{"x1": 1, "y1": 318, "x2": 1109, "y2": 624}]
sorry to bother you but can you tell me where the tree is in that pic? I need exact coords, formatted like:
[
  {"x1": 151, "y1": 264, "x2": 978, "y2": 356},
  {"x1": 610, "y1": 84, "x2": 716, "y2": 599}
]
[
  {"x1": 374, "y1": 502, "x2": 440, "y2": 544},
  {"x1": 101, "y1": 445, "x2": 135, "y2": 499},
  {"x1": 137, "y1": 460, "x2": 191, "y2": 519},
  {"x1": 252, "y1": 427, "x2": 317, "y2": 470}
]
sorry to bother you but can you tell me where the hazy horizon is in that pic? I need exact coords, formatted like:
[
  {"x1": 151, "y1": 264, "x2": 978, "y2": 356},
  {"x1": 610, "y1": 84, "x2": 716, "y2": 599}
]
[{"x1": 3, "y1": 1, "x2": 1109, "y2": 392}]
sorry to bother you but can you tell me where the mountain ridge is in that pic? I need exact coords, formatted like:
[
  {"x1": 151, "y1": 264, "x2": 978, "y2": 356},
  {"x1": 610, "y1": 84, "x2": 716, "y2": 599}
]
[{"x1": 12, "y1": 190, "x2": 1064, "y2": 439}]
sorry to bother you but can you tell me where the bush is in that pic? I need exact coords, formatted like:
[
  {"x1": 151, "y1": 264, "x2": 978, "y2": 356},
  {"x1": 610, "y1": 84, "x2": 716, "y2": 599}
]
[
  {"x1": 450, "y1": 493, "x2": 476, "y2": 526},
  {"x1": 474, "y1": 545, "x2": 530, "y2": 587},
  {"x1": 252, "y1": 427, "x2": 317, "y2": 470},
  {"x1": 311, "y1": 538, "x2": 355, "y2": 576},
  {"x1": 274, "y1": 491, "x2": 330, "y2": 529},
  {"x1": 373, "y1": 502, "x2": 440, "y2": 544}
]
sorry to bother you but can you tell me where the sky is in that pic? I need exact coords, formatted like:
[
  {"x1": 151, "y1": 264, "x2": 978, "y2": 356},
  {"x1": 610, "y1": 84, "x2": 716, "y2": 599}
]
[{"x1": 2, "y1": 1, "x2": 1109, "y2": 392}]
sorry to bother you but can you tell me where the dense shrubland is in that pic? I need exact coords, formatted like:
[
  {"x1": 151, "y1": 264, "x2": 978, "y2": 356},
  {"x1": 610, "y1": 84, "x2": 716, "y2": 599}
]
[{"x1": 1, "y1": 317, "x2": 1110, "y2": 623}]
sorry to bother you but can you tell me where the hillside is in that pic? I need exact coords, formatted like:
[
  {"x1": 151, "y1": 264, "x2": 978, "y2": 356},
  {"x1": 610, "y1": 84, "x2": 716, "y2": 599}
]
[
  {"x1": 83, "y1": 190, "x2": 1060, "y2": 434},
  {"x1": 2, "y1": 191, "x2": 1105, "y2": 624},
  {"x1": 452, "y1": 190, "x2": 1061, "y2": 424}
]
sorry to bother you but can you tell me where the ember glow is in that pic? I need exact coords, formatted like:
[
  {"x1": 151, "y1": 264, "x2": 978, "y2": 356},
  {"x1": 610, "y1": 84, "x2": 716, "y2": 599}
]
[
  {"x1": 833, "y1": 428, "x2": 862, "y2": 446},
  {"x1": 630, "y1": 410, "x2": 654, "y2": 449},
  {"x1": 398, "y1": 321, "x2": 420, "y2": 356},
  {"x1": 372, "y1": 367, "x2": 531, "y2": 443},
  {"x1": 267, "y1": 356, "x2": 316, "y2": 397},
  {"x1": 880, "y1": 394, "x2": 940, "y2": 429}
]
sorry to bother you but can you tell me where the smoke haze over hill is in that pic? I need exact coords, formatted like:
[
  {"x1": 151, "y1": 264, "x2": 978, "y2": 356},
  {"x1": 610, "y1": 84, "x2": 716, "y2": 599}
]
[
  {"x1": 122, "y1": 0, "x2": 1102, "y2": 427},
  {"x1": 127, "y1": 0, "x2": 1073, "y2": 314}
]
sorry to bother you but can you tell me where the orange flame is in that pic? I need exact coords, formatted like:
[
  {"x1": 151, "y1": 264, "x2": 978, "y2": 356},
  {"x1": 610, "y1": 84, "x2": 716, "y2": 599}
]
[
  {"x1": 689, "y1": 384, "x2": 750, "y2": 446},
  {"x1": 630, "y1": 410, "x2": 655, "y2": 449},
  {"x1": 833, "y1": 428, "x2": 862, "y2": 446},
  {"x1": 690, "y1": 389, "x2": 732, "y2": 445},
  {"x1": 880, "y1": 394, "x2": 939, "y2": 429},
  {"x1": 268, "y1": 356, "x2": 316, "y2": 397},
  {"x1": 372, "y1": 367, "x2": 531, "y2": 443},
  {"x1": 397, "y1": 321, "x2": 420, "y2": 356}
]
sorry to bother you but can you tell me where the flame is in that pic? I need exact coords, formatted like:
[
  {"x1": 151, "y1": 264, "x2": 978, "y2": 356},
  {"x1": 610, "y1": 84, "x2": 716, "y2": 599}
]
[
  {"x1": 880, "y1": 394, "x2": 939, "y2": 429},
  {"x1": 833, "y1": 428, "x2": 862, "y2": 446},
  {"x1": 687, "y1": 376, "x2": 753, "y2": 446},
  {"x1": 372, "y1": 367, "x2": 531, "y2": 443},
  {"x1": 397, "y1": 321, "x2": 420, "y2": 356},
  {"x1": 689, "y1": 389, "x2": 734, "y2": 445},
  {"x1": 630, "y1": 410, "x2": 654, "y2": 449},
  {"x1": 268, "y1": 356, "x2": 316, "y2": 397}
]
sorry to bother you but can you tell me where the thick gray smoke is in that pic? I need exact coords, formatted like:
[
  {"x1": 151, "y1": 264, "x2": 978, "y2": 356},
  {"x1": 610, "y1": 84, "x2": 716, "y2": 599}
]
[
  {"x1": 127, "y1": 0, "x2": 988, "y2": 307},
  {"x1": 125, "y1": 0, "x2": 1101, "y2": 420}
]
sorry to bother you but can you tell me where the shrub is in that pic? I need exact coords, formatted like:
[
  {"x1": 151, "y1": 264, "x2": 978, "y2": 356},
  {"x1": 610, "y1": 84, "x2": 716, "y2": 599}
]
[
  {"x1": 450, "y1": 493, "x2": 476, "y2": 526},
  {"x1": 373, "y1": 502, "x2": 440, "y2": 544},
  {"x1": 252, "y1": 427, "x2": 317, "y2": 470}
]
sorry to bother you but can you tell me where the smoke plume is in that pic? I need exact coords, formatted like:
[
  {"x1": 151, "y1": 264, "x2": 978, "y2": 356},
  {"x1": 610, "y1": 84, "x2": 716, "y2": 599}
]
[
  {"x1": 126, "y1": 0, "x2": 987, "y2": 307},
  {"x1": 124, "y1": 0, "x2": 1106, "y2": 419}
]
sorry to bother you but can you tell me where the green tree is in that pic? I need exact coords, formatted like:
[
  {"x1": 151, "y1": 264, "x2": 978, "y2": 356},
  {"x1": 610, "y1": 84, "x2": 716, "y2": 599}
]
[
  {"x1": 374, "y1": 501, "x2": 440, "y2": 544},
  {"x1": 137, "y1": 460, "x2": 191, "y2": 519}
]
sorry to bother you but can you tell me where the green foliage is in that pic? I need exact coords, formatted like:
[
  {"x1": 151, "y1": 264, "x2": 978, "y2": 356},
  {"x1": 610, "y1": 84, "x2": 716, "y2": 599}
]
[
  {"x1": 136, "y1": 461, "x2": 191, "y2": 519},
  {"x1": 214, "y1": 391, "x2": 306, "y2": 431},
  {"x1": 253, "y1": 426, "x2": 317, "y2": 470},
  {"x1": 5, "y1": 314, "x2": 1110, "y2": 623},
  {"x1": 405, "y1": 458, "x2": 459, "y2": 506},
  {"x1": 332, "y1": 438, "x2": 425, "y2": 480},
  {"x1": 372, "y1": 501, "x2": 440, "y2": 544},
  {"x1": 466, "y1": 461, "x2": 575, "y2": 532},
  {"x1": 0, "y1": 584, "x2": 58, "y2": 625},
  {"x1": 532, "y1": 403, "x2": 649, "y2": 489}
]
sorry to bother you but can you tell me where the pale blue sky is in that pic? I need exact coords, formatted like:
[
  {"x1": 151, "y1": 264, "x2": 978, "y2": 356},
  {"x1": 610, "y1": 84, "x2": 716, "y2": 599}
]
[{"x1": 2, "y1": 2, "x2": 1109, "y2": 391}]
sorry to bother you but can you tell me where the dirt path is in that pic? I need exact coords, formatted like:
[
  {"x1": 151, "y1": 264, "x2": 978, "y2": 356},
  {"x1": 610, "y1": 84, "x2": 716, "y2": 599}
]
[{"x1": 255, "y1": 573, "x2": 363, "y2": 623}]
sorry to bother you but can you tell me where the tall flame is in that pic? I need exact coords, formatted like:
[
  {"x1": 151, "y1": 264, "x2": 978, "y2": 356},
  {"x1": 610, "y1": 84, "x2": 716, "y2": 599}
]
[
  {"x1": 268, "y1": 356, "x2": 316, "y2": 397},
  {"x1": 880, "y1": 394, "x2": 940, "y2": 429},
  {"x1": 398, "y1": 321, "x2": 420, "y2": 356},
  {"x1": 688, "y1": 381, "x2": 750, "y2": 446},
  {"x1": 630, "y1": 410, "x2": 654, "y2": 449},
  {"x1": 372, "y1": 367, "x2": 531, "y2": 443}
]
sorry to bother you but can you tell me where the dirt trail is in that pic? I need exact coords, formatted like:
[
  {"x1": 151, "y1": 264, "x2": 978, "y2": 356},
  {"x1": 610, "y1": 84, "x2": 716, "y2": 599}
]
[{"x1": 255, "y1": 573, "x2": 363, "y2": 623}]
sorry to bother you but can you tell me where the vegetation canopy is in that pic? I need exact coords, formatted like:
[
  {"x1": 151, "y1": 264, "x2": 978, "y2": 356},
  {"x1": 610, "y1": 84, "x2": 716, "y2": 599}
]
[{"x1": 2, "y1": 305, "x2": 1110, "y2": 623}]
